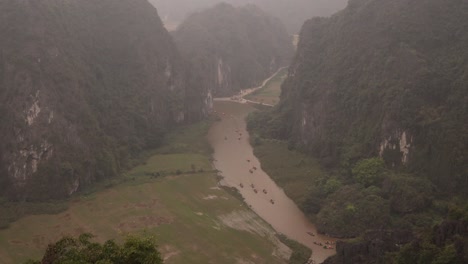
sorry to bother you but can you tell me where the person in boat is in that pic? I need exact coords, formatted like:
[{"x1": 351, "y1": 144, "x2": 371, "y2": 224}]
[
  {"x1": 224, "y1": 136, "x2": 227, "y2": 140},
  {"x1": 262, "y1": 189, "x2": 267, "y2": 194},
  {"x1": 246, "y1": 159, "x2": 250, "y2": 162},
  {"x1": 253, "y1": 166, "x2": 257, "y2": 170},
  {"x1": 254, "y1": 189, "x2": 258, "y2": 193},
  {"x1": 251, "y1": 184, "x2": 255, "y2": 188},
  {"x1": 249, "y1": 169, "x2": 253, "y2": 173},
  {"x1": 239, "y1": 183, "x2": 244, "y2": 188},
  {"x1": 270, "y1": 199, "x2": 274, "y2": 204}
]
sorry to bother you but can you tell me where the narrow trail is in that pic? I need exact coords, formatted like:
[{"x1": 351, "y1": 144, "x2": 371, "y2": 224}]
[{"x1": 214, "y1": 66, "x2": 287, "y2": 107}]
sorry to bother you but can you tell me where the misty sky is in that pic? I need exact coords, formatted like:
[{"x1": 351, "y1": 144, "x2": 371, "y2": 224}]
[{"x1": 149, "y1": 0, "x2": 348, "y2": 33}]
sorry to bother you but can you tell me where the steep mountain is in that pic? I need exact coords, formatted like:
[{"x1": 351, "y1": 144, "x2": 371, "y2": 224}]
[
  {"x1": 0, "y1": 0, "x2": 210, "y2": 201},
  {"x1": 149, "y1": 0, "x2": 348, "y2": 33},
  {"x1": 262, "y1": 0, "x2": 468, "y2": 192},
  {"x1": 248, "y1": 0, "x2": 468, "y2": 260},
  {"x1": 173, "y1": 3, "x2": 294, "y2": 96}
]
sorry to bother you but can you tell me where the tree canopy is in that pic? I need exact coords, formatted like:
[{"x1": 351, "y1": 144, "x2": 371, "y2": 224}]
[{"x1": 26, "y1": 234, "x2": 163, "y2": 264}]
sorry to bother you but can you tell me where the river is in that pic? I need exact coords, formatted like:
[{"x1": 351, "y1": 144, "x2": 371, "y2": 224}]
[{"x1": 208, "y1": 101, "x2": 337, "y2": 264}]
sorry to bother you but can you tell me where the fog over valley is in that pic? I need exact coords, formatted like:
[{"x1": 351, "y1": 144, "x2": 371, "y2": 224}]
[
  {"x1": 0, "y1": 0, "x2": 466, "y2": 263},
  {"x1": 149, "y1": 0, "x2": 348, "y2": 32}
]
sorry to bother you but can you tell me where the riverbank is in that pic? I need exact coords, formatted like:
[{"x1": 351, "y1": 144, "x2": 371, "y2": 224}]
[
  {"x1": 249, "y1": 139, "x2": 329, "y2": 209},
  {"x1": 209, "y1": 101, "x2": 337, "y2": 263},
  {"x1": 0, "y1": 121, "x2": 288, "y2": 264}
]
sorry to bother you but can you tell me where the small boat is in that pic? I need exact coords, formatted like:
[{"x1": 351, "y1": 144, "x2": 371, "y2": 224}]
[{"x1": 307, "y1": 232, "x2": 315, "y2": 237}]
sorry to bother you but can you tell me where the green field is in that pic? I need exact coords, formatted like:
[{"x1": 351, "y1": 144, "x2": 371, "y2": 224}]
[
  {"x1": 245, "y1": 68, "x2": 287, "y2": 105},
  {"x1": 251, "y1": 140, "x2": 328, "y2": 207},
  {"x1": 0, "y1": 122, "x2": 288, "y2": 264}
]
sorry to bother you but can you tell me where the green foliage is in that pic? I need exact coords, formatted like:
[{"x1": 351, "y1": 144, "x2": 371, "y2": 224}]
[
  {"x1": 276, "y1": 234, "x2": 312, "y2": 264},
  {"x1": 383, "y1": 174, "x2": 434, "y2": 214},
  {"x1": 352, "y1": 158, "x2": 385, "y2": 187},
  {"x1": 324, "y1": 178, "x2": 343, "y2": 194},
  {"x1": 316, "y1": 185, "x2": 390, "y2": 237},
  {"x1": 29, "y1": 234, "x2": 163, "y2": 264},
  {"x1": 393, "y1": 239, "x2": 466, "y2": 264}
]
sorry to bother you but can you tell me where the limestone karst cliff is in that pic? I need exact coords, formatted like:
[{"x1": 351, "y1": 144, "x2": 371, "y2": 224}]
[
  {"x1": 0, "y1": 0, "x2": 210, "y2": 200},
  {"x1": 253, "y1": 0, "x2": 468, "y2": 193},
  {"x1": 173, "y1": 3, "x2": 294, "y2": 97},
  {"x1": 247, "y1": 0, "x2": 468, "y2": 261}
]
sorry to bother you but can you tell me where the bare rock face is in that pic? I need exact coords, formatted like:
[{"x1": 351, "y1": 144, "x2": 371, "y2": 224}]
[{"x1": 0, "y1": 0, "x2": 209, "y2": 200}]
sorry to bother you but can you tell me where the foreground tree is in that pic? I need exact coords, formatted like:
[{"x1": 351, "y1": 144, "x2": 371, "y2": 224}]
[{"x1": 27, "y1": 234, "x2": 163, "y2": 264}]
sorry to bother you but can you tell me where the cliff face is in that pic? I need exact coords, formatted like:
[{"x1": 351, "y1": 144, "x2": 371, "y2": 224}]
[
  {"x1": 0, "y1": 0, "x2": 209, "y2": 200},
  {"x1": 280, "y1": 0, "x2": 468, "y2": 192},
  {"x1": 173, "y1": 3, "x2": 294, "y2": 97}
]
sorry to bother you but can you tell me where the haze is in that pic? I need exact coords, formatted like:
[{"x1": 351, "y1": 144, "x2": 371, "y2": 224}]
[{"x1": 149, "y1": 0, "x2": 348, "y2": 32}]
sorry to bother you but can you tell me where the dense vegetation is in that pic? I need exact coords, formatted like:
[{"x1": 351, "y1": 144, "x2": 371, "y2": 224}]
[
  {"x1": 26, "y1": 234, "x2": 163, "y2": 264},
  {"x1": 248, "y1": 0, "x2": 468, "y2": 262},
  {"x1": 149, "y1": 0, "x2": 348, "y2": 33},
  {"x1": 173, "y1": 3, "x2": 294, "y2": 96},
  {"x1": 0, "y1": 0, "x2": 208, "y2": 202}
]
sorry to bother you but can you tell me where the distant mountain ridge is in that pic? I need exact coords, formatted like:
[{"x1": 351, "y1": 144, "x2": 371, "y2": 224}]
[
  {"x1": 173, "y1": 3, "x2": 294, "y2": 96},
  {"x1": 149, "y1": 0, "x2": 348, "y2": 33}
]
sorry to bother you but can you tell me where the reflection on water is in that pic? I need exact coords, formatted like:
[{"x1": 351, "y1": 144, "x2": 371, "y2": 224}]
[{"x1": 208, "y1": 101, "x2": 337, "y2": 263}]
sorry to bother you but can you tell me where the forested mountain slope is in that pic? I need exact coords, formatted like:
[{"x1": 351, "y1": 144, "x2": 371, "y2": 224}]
[
  {"x1": 149, "y1": 0, "x2": 348, "y2": 33},
  {"x1": 0, "y1": 0, "x2": 209, "y2": 200},
  {"x1": 262, "y1": 0, "x2": 468, "y2": 193},
  {"x1": 173, "y1": 3, "x2": 294, "y2": 96},
  {"x1": 249, "y1": 0, "x2": 468, "y2": 261}
]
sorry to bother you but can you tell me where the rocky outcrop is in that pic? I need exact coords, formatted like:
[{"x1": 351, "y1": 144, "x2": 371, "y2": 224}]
[
  {"x1": 0, "y1": 0, "x2": 209, "y2": 200},
  {"x1": 173, "y1": 3, "x2": 294, "y2": 97}
]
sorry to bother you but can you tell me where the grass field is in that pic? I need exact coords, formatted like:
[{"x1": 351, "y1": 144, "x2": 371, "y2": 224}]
[
  {"x1": 0, "y1": 121, "x2": 288, "y2": 264},
  {"x1": 245, "y1": 68, "x2": 287, "y2": 105},
  {"x1": 252, "y1": 140, "x2": 328, "y2": 207}
]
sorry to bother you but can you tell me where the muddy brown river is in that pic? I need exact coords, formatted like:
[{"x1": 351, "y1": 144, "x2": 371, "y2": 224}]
[{"x1": 208, "y1": 101, "x2": 337, "y2": 263}]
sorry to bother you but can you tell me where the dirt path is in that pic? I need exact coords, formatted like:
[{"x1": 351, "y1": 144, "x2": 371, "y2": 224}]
[{"x1": 214, "y1": 67, "x2": 287, "y2": 107}]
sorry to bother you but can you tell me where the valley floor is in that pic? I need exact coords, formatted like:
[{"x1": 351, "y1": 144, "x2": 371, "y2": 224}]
[{"x1": 0, "y1": 122, "x2": 288, "y2": 264}]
